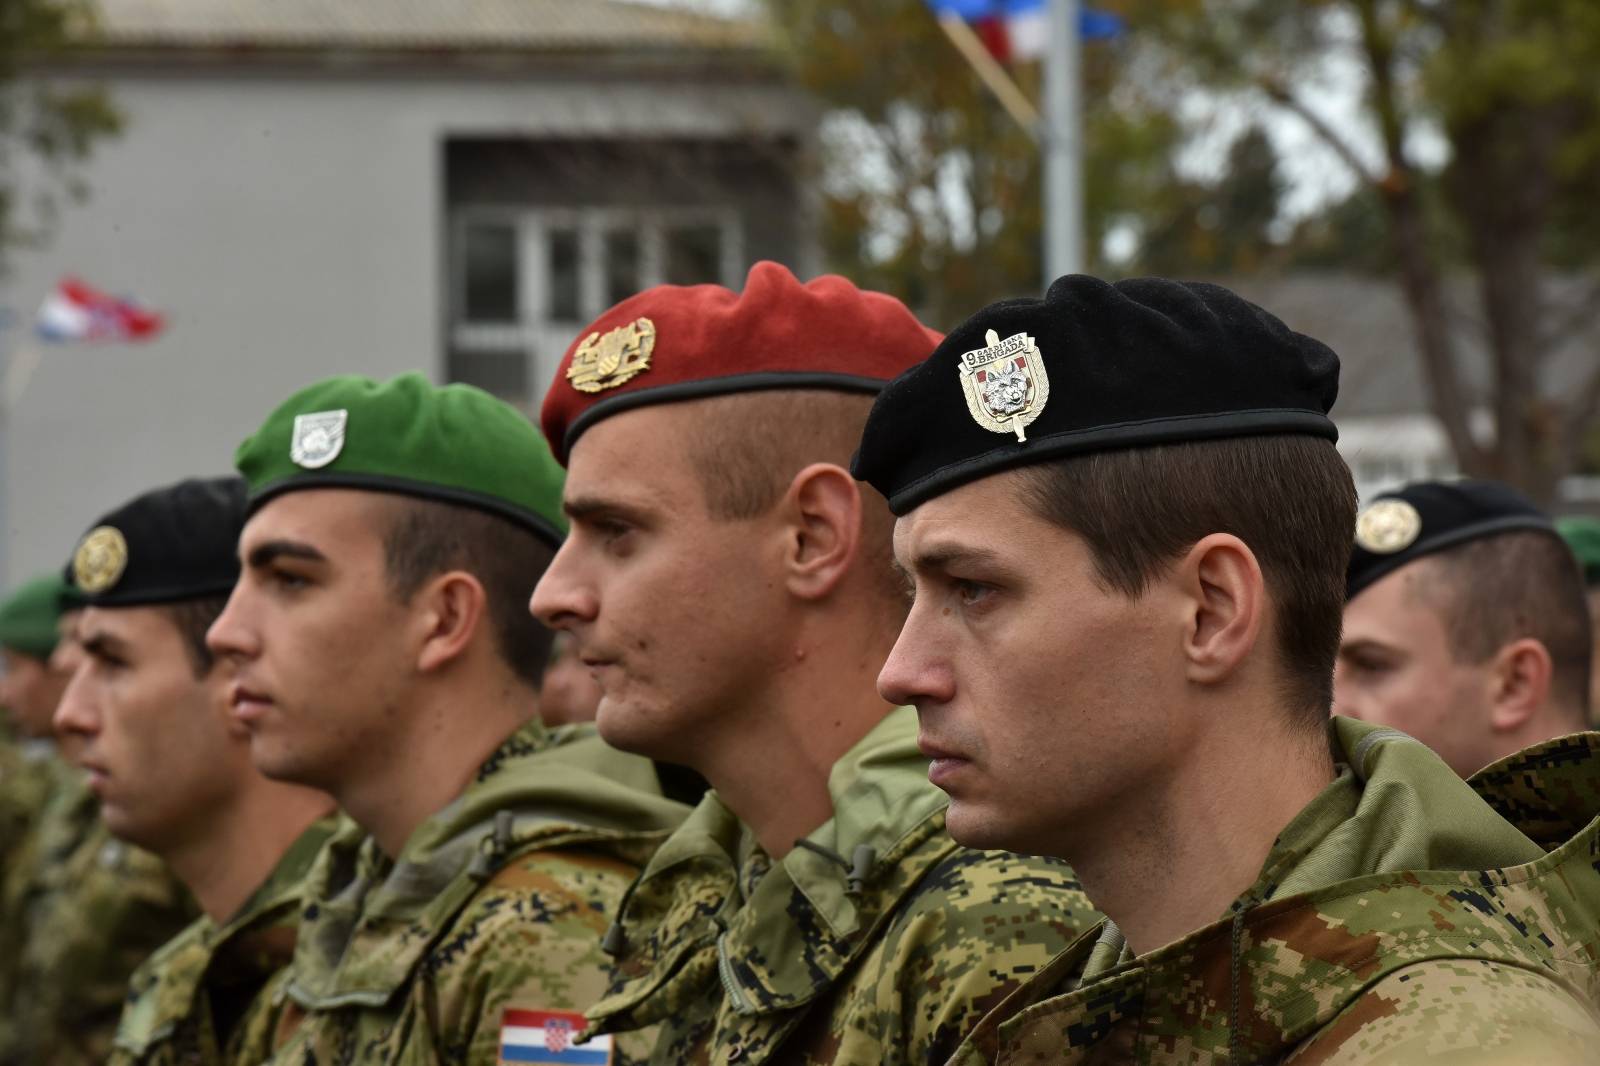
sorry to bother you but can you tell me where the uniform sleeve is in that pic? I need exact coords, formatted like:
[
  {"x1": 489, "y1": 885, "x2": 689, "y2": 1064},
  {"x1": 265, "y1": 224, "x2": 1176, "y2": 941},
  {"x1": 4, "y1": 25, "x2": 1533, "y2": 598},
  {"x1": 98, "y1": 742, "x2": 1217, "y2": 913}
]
[
  {"x1": 833, "y1": 850, "x2": 1098, "y2": 1066},
  {"x1": 1285, "y1": 958, "x2": 1600, "y2": 1066},
  {"x1": 408, "y1": 847, "x2": 643, "y2": 1066}
]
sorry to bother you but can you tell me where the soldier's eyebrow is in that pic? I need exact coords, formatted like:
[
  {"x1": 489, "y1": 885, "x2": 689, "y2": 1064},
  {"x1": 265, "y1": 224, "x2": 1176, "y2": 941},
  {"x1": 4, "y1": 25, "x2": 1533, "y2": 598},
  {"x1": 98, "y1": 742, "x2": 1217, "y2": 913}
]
[
  {"x1": 1338, "y1": 637, "x2": 1401, "y2": 661},
  {"x1": 908, "y1": 543, "x2": 1005, "y2": 574},
  {"x1": 563, "y1": 494, "x2": 653, "y2": 526},
  {"x1": 80, "y1": 630, "x2": 131, "y2": 661},
  {"x1": 246, "y1": 539, "x2": 328, "y2": 569}
]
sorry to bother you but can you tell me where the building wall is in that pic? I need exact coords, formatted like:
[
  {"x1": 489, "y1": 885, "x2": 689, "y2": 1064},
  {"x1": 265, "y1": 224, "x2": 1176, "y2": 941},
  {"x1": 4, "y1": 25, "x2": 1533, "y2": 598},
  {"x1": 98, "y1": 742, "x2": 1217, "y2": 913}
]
[{"x1": 0, "y1": 66, "x2": 813, "y2": 586}]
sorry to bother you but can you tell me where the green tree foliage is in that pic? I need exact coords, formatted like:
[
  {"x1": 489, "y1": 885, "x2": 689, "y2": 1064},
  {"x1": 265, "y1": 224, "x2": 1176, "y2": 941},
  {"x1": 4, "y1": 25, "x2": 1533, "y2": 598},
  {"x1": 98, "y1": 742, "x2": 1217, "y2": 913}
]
[
  {"x1": 1125, "y1": 0, "x2": 1600, "y2": 501},
  {"x1": 0, "y1": 0, "x2": 121, "y2": 259}
]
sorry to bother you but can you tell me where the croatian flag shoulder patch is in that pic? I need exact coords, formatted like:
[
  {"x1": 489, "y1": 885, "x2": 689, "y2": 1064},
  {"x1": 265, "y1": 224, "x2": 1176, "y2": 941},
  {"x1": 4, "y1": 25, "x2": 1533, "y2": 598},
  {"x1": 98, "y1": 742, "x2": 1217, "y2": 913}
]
[{"x1": 498, "y1": 1008, "x2": 612, "y2": 1065}]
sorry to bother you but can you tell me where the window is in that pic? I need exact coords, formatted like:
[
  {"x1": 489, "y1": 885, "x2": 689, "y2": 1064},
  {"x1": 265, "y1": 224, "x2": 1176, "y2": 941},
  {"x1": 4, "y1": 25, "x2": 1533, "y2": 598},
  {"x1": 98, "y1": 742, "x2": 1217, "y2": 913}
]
[
  {"x1": 547, "y1": 228, "x2": 581, "y2": 321},
  {"x1": 461, "y1": 223, "x2": 517, "y2": 323},
  {"x1": 665, "y1": 224, "x2": 723, "y2": 286}
]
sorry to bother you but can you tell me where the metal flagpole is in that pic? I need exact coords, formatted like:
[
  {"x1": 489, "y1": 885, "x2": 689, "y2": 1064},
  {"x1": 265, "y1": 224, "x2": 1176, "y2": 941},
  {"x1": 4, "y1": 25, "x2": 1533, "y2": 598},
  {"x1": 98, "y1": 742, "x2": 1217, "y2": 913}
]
[{"x1": 1044, "y1": 0, "x2": 1084, "y2": 277}]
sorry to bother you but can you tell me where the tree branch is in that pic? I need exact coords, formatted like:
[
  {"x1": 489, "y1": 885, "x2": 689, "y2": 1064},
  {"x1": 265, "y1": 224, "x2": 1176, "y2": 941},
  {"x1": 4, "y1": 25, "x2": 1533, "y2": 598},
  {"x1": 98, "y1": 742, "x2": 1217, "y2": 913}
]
[
  {"x1": 1257, "y1": 81, "x2": 1381, "y2": 188},
  {"x1": 1537, "y1": 275, "x2": 1600, "y2": 358}
]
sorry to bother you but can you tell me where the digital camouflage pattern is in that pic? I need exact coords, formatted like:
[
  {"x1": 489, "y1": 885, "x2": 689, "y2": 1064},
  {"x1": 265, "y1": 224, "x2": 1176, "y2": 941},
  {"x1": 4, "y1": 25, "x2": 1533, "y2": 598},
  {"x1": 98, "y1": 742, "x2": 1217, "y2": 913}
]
[
  {"x1": 585, "y1": 706, "x2": 1100, "y2": 1066},
  {"x1": 260, "y1": 720, "x2": 688, "y2": 1065},
  {"x1": 0, "y1": 738, "x2": 61, "y2": 1030},
  {"x1": 0, "y1": 769, "x2": 196, "y2": 1066},
  {"x1": 949, "y1": 719, "x2": 1600, "y2": 1065},
  {"x1": 109, "y1": 816, "x2": 340, "y2": 1066}
]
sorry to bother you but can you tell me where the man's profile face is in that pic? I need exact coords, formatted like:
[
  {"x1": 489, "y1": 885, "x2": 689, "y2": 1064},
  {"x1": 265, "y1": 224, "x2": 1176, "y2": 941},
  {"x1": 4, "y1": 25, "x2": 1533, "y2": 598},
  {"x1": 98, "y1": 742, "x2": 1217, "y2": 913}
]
[
  {"x1": 530, "y1": 403, "x2": 791, "y2": 767},
  {"x1": 54, "y1": 606, "x2": 241, "y2": 850},
  {"x1": 0, "y1": 646, "x2": 68, "y2": 739},
  {"x1": 876, "y1": 470, "x2": 1184, "y2": 857},
  {"x1": 1335, "y1": 561, "x2": 1492, "y2": 776},
  {"x1": 207, "y1": 489, "x2": 413, "y2": 792}
]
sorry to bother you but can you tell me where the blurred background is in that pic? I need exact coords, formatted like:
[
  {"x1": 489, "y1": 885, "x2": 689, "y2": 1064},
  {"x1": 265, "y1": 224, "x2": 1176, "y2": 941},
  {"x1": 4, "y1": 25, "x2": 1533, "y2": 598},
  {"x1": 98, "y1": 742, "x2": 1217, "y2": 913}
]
[{"x1": 1, "y1": 0, "x2": 1596, "y2": 585}]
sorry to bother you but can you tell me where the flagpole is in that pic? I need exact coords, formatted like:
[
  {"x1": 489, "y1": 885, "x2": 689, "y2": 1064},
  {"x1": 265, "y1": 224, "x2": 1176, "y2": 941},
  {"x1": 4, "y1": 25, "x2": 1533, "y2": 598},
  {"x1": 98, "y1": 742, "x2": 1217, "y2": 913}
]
[
  {"x1": 937, "y1": 14, "x2": 1041, "y2": 137},
  {"x1": 1044, "y1": 0, "x2": 1084, "y2": 277}
]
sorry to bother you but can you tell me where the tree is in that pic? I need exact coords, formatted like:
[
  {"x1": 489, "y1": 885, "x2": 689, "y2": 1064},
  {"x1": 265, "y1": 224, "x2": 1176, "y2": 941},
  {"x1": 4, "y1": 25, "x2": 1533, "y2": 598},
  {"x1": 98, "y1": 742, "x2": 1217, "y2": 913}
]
[
  {"x1": 0, "y1": 0, "x2": 121, "y2": 261},
  {"x1": 1131, "y1": 0, "x2": 1600, "y2": 504},
  {"x1": 765, "y1": 0, "x2": 1240, "y2": 327}
]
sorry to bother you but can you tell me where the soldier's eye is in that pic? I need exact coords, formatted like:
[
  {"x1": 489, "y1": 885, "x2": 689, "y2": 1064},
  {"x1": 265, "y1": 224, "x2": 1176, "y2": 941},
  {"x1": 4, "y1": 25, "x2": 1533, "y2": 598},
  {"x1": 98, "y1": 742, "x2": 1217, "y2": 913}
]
[{"x1": 955, "y1": 580, "x2": 994, "y2": 608}]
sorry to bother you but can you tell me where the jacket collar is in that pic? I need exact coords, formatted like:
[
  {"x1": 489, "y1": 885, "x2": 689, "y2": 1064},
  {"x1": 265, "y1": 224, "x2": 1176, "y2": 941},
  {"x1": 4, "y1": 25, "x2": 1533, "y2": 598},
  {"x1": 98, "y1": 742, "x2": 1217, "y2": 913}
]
[
  {"x1": 590, "y1": 706, "x2": 959, "y2": 1025},
  {"x1": 287, "y1": 720, "x2": 685, "y2": 1009}
]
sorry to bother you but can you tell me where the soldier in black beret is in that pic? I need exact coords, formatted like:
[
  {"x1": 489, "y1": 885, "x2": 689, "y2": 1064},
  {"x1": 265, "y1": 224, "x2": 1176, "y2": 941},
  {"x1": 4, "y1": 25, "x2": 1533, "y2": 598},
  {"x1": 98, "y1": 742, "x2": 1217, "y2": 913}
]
[
  {"x1": 852, "y1": 275, "x2": 1600, "y2": 1063},
  {"x1": 50, "y1": 477, "x2": 336, "y2": 1065},
  {"x1": 1337, "y1": 479, "x2": 1591, "y2": 777}
]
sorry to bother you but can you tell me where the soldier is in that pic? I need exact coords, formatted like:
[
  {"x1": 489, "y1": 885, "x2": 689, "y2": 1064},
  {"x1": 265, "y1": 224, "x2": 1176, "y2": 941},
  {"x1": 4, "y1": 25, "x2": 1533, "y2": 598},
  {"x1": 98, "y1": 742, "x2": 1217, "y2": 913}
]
[
  {"x1": 852, "y1": 275, "x2": 1600, "y2": 1062},
  {"x1": 532, "y1": 262, "x2": 1099, "y2": 1065},
  {"x1": 50, "y1": 476, "x2": 338, "y2": 1065},
  {"x1": 0, "y1": 573, "x2": 76, "y2": 1022},
  {"x1": 204, "y1": 373, "x2": 688, "y2": 1063},
  {"x1": 1557, "y1": 514, "x2": 1600, "y2": 721},
  {"x1": 1337, "y1": 480, "x2": 1592, "y2": 776}
]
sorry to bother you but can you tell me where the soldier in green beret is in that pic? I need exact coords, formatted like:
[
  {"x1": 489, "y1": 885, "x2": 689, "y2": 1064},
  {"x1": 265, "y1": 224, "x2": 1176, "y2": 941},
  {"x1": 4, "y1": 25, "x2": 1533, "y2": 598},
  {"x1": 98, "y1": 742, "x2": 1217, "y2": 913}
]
[
  {"x1": 49, "y1": 476, "x2": 338, "y2": 1066},
  {"x1": 1558, "y1": 515, "x2": 1600, "y2": 722},
  {"x1": 0, "y1": 571, "x2": 77, "y2": 1038},
  {"x1": 534, "y1": 262, "x2": 1099, "y2": 1065},
  {"x1": 0, "y1": 568, "x2": 198, "y2": 1066},
  {"x1": 206, "y1": 372, "x2": 688, "y2": 1063},
  {"x1": 854, "y1": 276, "x2": 1600, "y2": 1063}
]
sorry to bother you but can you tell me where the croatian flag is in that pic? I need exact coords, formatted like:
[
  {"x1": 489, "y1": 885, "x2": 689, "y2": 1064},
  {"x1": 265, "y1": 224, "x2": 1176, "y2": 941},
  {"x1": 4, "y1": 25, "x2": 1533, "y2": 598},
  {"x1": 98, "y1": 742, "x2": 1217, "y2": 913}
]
[
  {"x1": 498, "y1": 1009, "x2": 612, "y2": 1065},
  {"x1": 926, "y1": 0, "x2": 1125, "y2": 63},
  {"x1": 36, "y1": 277, "x2": 165, "y2": 343}
]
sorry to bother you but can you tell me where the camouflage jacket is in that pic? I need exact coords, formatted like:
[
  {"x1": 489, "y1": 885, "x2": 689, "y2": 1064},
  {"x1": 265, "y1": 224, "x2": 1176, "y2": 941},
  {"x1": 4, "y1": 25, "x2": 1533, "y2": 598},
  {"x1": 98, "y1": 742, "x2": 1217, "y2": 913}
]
[
  {"x1": 949, "y1": 719, "x2": 1600, "y2": 1065},
  {"x1": 586, "y1": 706, "x2": 1101, "y2": 1066},
  {"x1": 262, "y1": 720, "x2": 688, "y2": 1066},
  {"x1": 0, "y1": 739, "x2": 62, "y2": 1001},
  {"x1": 108, "y1": 816, "x2": 340, "y2": 1066},
  {"x1": 0, "y1": 771, "x2": 197, "y2": 1066}
]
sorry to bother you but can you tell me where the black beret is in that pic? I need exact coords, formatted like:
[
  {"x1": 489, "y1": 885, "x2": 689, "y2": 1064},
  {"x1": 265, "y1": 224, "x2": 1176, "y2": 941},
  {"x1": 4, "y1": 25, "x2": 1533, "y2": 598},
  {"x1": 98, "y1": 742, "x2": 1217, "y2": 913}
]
[
  {"x1": 1346, "y1": 479, "x2": 1556, "y2": 601},
  {"x1": 66, "y1": 476, "x2": 247, "y2": 607},
  {"x1": 851, "y1": 274, "x2": 1340, "y2": 514}
]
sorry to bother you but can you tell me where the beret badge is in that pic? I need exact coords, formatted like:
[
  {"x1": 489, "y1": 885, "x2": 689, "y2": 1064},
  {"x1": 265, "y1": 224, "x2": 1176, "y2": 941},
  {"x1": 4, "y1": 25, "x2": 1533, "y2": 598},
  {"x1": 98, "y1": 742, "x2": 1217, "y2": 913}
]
[
  {"x1": 291, "y1": 409, "x2": 348, "y2": 470},
  {"x1": 959, "y1": 329, "x2": 1050, "y2": 442},
  {"x1": 73, "y1": 525, "x2": 129, "y2": 594},
  {"x1": 567, "y1": 317, "x2": 656, "y2": 394},
  {"x1": 1354, "y1": 498, "x2": 1423, "y2": 554}
]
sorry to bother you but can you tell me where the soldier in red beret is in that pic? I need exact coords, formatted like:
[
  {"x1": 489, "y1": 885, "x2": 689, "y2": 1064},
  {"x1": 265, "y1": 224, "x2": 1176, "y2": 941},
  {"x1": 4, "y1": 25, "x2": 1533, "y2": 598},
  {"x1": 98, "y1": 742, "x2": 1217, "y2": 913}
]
[{"x1": 533, "y1": 261, "x2": 1100, "y2": 1065}]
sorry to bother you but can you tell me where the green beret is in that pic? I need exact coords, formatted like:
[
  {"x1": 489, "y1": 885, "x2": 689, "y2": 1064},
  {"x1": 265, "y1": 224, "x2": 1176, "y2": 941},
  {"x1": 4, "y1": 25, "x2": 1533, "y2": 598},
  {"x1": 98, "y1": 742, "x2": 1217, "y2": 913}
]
[
  {"x1": 1557, "y1": 516, "x2": 1600, "y2": 587},
  {"x1": 235, "y1": 372, "x2": 566, "y2": 547},
  {"x1": 0, "y1": 572, "x2": 70, "y2": 659}
]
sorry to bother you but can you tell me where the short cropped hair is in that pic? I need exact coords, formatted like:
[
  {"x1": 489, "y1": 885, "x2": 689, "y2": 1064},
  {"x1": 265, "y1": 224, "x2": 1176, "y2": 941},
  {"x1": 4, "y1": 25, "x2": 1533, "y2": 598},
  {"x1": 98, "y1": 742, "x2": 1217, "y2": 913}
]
[
  {"x1": 161, "y1": 596, "x2": 228, "y2": 679},
  {"x1": 1417, "y1": 531, "x2": 1592, "y2": 722},
  {"x1": 1020, "y1": 435, "x2": 1358, "y2": 728},
  {"x1": 686, "y1": 390, "x2": 902, "y2": 609},
  {"x1": 381, "y1": 497, "x2": 556, "y2": 687}
]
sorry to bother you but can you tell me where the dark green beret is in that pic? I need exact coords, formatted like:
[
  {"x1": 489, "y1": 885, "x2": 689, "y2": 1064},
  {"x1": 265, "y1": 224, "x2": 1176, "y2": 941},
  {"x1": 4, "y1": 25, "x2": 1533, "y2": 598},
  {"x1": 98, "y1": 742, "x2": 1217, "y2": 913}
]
[
  {"x1": 1556, "y1": 516, "x2": 1600, "y2": 587},
  {"x1": 234, "y1": 372, "x2": 566, "y2": 547},
  {"x1": 66, "y1": 477, "x2": 246, "y2": 606},
  {"x1": 852, "y1": 275, "x2": 1339, "y2": 514},
  {"x1": 1346, "y1": 479, "x2": 1555, "y2": 601},
  {"x1": 0, "y1": 572, "x2": 70, "y2": 659}
]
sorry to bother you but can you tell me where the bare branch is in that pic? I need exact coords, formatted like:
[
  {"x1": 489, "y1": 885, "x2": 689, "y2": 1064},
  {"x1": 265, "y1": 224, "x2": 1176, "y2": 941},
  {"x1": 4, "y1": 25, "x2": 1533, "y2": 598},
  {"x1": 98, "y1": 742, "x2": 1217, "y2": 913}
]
[
  {"x1": 1258, "y1": 81, "x2": 1381, "y2": 188},
  {"x1": 1538, "y1": 276, "x2": 1600, "y2": 357}
]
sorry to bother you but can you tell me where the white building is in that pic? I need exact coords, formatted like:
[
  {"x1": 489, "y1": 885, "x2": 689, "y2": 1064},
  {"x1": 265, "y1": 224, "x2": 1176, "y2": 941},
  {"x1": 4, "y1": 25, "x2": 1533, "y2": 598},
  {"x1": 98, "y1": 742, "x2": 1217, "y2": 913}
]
[{"x1": 0, "y1": 0, "x2": 817, "y2": 585}]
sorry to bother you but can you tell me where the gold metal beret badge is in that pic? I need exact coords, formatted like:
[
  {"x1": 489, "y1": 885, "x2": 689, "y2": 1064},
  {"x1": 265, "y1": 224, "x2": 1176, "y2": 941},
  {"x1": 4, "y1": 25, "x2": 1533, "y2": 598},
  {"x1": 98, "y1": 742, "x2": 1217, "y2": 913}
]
[
  {"x1": 73, "y1": 525, "x2": 129, "y2": 594},
  {"x1": 1354, "y1": 498, "x2": 1423, "y2": 554},
  {"x1": 567, "y1": 317, "x2": 656, "y2": 393}
]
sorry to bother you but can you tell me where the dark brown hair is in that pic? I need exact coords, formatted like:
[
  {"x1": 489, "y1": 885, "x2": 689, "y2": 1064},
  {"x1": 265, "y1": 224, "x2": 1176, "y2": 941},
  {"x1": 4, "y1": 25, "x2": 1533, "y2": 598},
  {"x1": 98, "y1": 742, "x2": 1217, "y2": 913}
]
[
  {"x1": 1020, "y1": 435, "x2": 1358, "y2": 727},
  {"x1": 381, "y1": 497, "x2": 556, "y2": 686},
  {"x1": 162, "y1": 596, "x2": 229, "y2": 679},
  {"x1": 1418, "y1": 531, "x2": 1592, "y2": 723}
]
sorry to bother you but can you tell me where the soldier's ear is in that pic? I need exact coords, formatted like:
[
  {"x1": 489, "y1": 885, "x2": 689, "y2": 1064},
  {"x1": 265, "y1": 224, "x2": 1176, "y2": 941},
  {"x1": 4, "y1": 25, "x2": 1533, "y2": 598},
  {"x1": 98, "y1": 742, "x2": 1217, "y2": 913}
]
[
  {"x1": 1177, "y1": 533, "x2": 1264, "y2": 687},
  {"x1": 413, "y1": 570, "x2": 488, "y2": 674},
  {"x1": 1487, "y1": 638, "x2": 1551, "y2": 734},
  {"x1": 781, "y1": 463, "x2": 863, "y2": 601}
]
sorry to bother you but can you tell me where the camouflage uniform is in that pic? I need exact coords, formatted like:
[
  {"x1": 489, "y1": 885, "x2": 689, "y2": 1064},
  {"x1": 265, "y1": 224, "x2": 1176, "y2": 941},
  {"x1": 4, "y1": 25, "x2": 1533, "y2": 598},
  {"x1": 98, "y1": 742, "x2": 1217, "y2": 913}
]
[
  {"x1": 948, "y1": 718, "x2": 1600, "y2": 1065},
  {"x1": 585, "y1": 706, "x2": 1101, "y2": 1066},
  {"x1": 0, "y1": 771, "x2": 197, "y2": 1066},
  {"x1": 109, "y1": 817, "x2": 341, "y2": 1066},
  {"x1": 261, "y1": 720, "x2": 687, "y2": 1065}
]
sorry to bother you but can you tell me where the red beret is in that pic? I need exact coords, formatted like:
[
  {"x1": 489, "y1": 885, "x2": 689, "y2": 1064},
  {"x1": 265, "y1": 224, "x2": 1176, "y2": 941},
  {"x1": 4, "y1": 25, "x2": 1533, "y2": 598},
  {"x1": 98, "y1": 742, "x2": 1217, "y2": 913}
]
[{"x1": 540, "y1": 261, "x2": 942, "y2": 463}]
